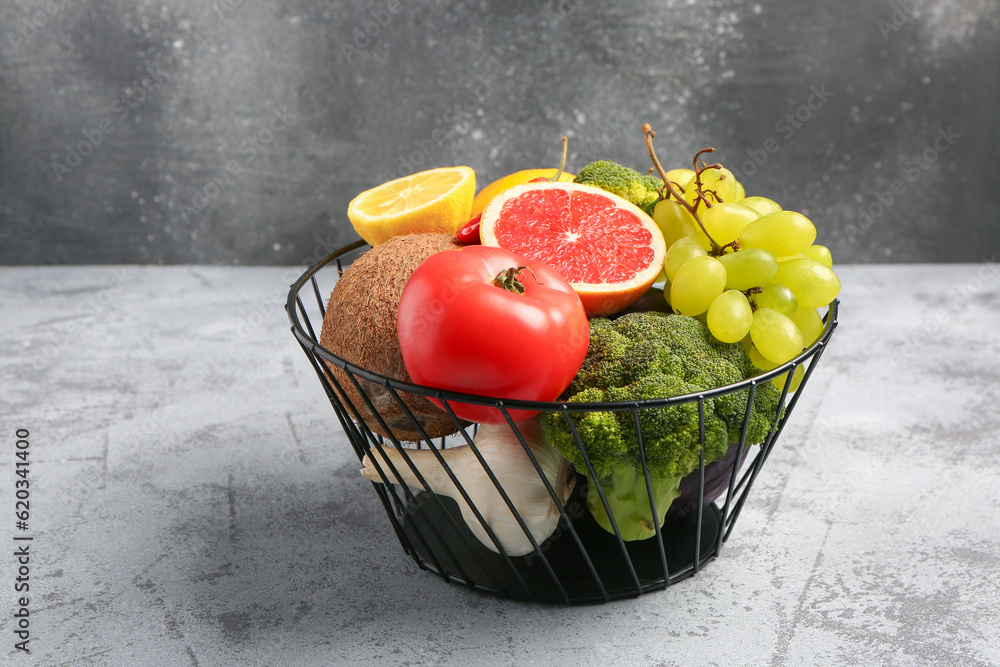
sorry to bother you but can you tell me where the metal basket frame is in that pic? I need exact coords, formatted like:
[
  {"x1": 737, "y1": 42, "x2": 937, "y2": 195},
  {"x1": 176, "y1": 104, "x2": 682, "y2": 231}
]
[{"x1": 286, "y1": 240, "x2": 839, "y2": 604}]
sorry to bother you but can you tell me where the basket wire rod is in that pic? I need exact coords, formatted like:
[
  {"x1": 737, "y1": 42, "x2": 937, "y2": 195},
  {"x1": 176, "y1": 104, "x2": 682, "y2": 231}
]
[
  {"x1": 375, "y1": 389, "x2": 525, "y2": 595},
  {"x1": 434, "y1": 401, "x2": 536, "y2": 600},
  {"x1": 313, "y1": 360, "x2": 387, "y2": 462},
  {"x1": 725, "y1": 301, "x2": 838, "y2": 512},
  {"x1": 716, "y1": 381, "x2": 758, "y2": 553},
  {"x1": 300, "y1": 344, "x2": 369, "y2": 460},
  {"x1": 369, "y1": 479, "x2": 422, "y2": 564},
  {"x1": 754, "y1": 300, "x2": 838, "y2": 467},
  {"x1": 309, "y1": 275, "x2": 326, "y2": 318},
  {"x1": 359, "y1": 454, "x2": 433, "y2": 566},
  {"x1": 760, "y1": 363, "x2": 796, "y2": 457},
  {"x1": 295, "y1": 295, "x2": 319, "y2": 344},
  {"x1": 342, "y1": 376, "x2": 488, "y2": 586},
  {"x1": 692, "y1": 398, "x2": 707, "y2": 575},
  {"x1": 722, "y1": 371, "x2": 793, "y2": 542},
  {"x1": 633, "y1": 408, "x2": 671, "y2": 591},
  {"x1": 722, "y1": 350, "x2": 812, "y2": 541},
  {"x1": 756, "y1": 340, "x2": 832, "y2": 473},
  {"x1": 284, "y1": 239, "x2": 365, "y2": 318},
  {"x1": 326, "y1": 372, "x2": 440, "y2": 565},
  {"x1": 307, "y1": 348, "x2": 421, "y2": 524},
  {"x1": 381, "y1": 392, "x2": 528, "y2": 595},
  {"x1": 378, "y1": 388, "x2": 525, "y2": 592},
  {"x1": 460, "y1": 404, "x2": 570, "y2": 603},
  {"x1": 498, "y1": 405, "x2": 605, "y2": 604},
  {"x1": 296, "y1": 344, "x2": 419, "y2": 560},
  {"x1": 559, "y1": 408, "x2": 644, "y2": 596},
  {"x1": 335, "y1": 256, "x2": 345, "y2": 278},
  {"x1": 722, "y1": 441, "x2": 774, "y2": 537},
  {"x1": 727, "y1": 447, "x2": 760, "y2": 506},
  {"x1": 319, "y1": 365, "x2": 413, "y2": 518},
  {"x1": 354, "y1": 434, "x2": 460, "y2": 583},
  {"x1": 338, "y1": 373, "x2": 463, "y2": 583},
  {"x1": 727, "y1": 375, "x2": 793, "y2": 501},
  {"x1": 285, "y1": 249, "x2": 447, "y2": 560}
]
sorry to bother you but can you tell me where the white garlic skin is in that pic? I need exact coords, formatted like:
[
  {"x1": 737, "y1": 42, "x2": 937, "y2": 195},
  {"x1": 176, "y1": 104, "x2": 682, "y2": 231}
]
[{"x1": 361, "y1": 417, "x2": 575, "y2": 557}]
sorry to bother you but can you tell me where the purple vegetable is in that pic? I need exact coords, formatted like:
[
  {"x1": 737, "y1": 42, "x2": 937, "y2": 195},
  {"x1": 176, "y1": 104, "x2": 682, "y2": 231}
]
[{"x1": 664, "y1": 442, "x2": 749, "y2": 522}]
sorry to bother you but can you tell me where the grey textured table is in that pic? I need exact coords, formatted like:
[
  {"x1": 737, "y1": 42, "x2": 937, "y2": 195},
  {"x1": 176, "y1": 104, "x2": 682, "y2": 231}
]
[{"x1": 1, "y1": 263, "x2": 998, "y2": 666}]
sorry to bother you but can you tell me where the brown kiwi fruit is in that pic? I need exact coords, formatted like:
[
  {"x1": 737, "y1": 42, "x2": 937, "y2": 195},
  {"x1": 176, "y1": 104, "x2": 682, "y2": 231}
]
[{"x1": 319, "y1": 233, "x2": 466, "y2": 442}]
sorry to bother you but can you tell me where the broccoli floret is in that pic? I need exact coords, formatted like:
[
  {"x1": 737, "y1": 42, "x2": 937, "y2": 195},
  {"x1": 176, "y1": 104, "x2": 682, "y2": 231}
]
[
  {"x1": 573, "y1": 160, "x2": 663, "y2": 212},
  {"x1": 541, "y1": 312, "x2": 781, "y2": 540}
]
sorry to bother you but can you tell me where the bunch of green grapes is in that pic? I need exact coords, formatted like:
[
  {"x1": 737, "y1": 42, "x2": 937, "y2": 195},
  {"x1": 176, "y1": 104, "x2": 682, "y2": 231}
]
[{"x1": 651, "y1": 161, "x2": 839, "y2": 392}]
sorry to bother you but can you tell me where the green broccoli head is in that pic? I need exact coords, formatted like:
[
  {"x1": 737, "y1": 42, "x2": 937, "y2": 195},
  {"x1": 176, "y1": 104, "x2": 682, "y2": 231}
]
[
  {"x1": 573, "y1": 160, "x2": 663, "y2": 212},
  {"x1": 541, "y1": 312, "x2": 782, "y2": 539}
]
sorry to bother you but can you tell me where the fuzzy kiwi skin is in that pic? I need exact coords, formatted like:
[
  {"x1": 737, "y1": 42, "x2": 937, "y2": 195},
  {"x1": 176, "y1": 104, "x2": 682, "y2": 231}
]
[{"x1": 319, "y1": 233, "x2": 466, "y2": 442}]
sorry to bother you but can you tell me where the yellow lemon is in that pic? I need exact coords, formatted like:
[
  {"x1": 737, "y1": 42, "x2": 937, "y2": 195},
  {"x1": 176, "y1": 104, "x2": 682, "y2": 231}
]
[
  {"x1": 347, "y1": 166, "x2": 476, "y2": 246},
  {"x1": 470, "y1": 169, "x2": 575, "y2": 218}
]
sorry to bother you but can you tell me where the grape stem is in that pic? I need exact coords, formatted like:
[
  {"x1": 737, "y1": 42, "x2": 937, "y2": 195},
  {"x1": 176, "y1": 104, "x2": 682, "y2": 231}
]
[
  {"x1": 691, "y1": 148, "x2": 724, "y2": 209},
  {"x1": 642, "y1": 124, "x2": 723, "y2": 254}
]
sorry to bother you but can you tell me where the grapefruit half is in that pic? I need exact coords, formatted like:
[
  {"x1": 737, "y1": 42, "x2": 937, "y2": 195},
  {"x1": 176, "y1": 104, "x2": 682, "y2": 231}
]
[{"x1": 480, "y1": 182, "x2": 666, "y2": 317}]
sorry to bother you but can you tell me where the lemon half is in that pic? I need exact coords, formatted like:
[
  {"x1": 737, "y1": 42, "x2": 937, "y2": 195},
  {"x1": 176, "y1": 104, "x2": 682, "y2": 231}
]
[{"x1": 347, "y1": 166, "x2": 476, "y2": 245}]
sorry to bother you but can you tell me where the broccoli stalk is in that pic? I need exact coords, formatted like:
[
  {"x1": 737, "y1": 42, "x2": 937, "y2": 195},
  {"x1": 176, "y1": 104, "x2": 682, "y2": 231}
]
[
  {"x1": 541, "y1": 312, "x2": 781, "y2": 540},
  {"x1": 588, "y1": 466, "x2": 681, "y2": 541},
  {"x1": 573, "y1": 160, "x2": 663, "y2": 213}
]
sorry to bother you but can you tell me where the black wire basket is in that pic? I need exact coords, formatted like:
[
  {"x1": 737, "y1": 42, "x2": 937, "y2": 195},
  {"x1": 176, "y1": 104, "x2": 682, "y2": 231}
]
[{"x1": 286, "y1": 239, "x2": 839, "y2": 604}]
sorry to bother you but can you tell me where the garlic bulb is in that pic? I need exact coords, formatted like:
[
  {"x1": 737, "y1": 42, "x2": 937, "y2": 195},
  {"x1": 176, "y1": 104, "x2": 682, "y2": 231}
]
[{"x1": 360, "y1": 417, "x2": 575, "y2": 557}]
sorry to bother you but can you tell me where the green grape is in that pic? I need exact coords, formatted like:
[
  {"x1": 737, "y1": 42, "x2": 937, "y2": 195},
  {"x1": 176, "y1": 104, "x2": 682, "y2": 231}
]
[
  {"x1": 776, "y1": 253, "x2": 806, "y2": 263},
  {"x1": 683, "y1": 167, "x2": 740, "y2": 209},
  {"x1": 773, "y1": 365, "x2": 805, "y2": 393},
  {"x1": 753, "y1": 283, "x2": 797, "y2": 317},
  {"x1": 750, "y1": 308, "x2": 804, "y2": 364},
  {"x1": 707, "y1": 290, "x2": 753, "y2": 343},
  {"x1": 733, "y1": 178, "x2": 745, "y2": 202},
  {"x1": 740, "y1": 196, "x2": 782, "y2": 216},
  {"x1": 803, "y1": 244, "x2": 833, "y2": 268},
  {"x1": 665, "y1": 168, "x2": 695, "y2": 190},
  {"x1": 698, "y1": 203, "x2": 760, "y2": 247},
  {"x1": 663, "y1": 237, "x2": 707, "y2": 282},
  {"x1": 670, "y1": 255, "x2": 727, "y2": 316},
  {"x1": 791, "y1": 307, "x2": 825, "y2": 347},
  {"x1": 738, "y1": 210, "x2": 817, "y2": 257},
  {"x1": 743, "y1": 336, "x2": 779, "y2": 371},
  {"x1": 772, "y1": 258, "x2": 841, "y2": 309},
  {"x1": 717, "y1": 248, "x2": 777, "y2": 290},
  {"x1": 653, "y1": 199, "x2": 700, "y2": 248}
]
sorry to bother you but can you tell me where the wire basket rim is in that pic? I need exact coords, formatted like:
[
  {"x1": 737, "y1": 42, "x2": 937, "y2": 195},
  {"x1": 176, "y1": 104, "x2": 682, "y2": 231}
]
[{"x1": 286, "y1": 240, "x2": 840, "y2": 412}]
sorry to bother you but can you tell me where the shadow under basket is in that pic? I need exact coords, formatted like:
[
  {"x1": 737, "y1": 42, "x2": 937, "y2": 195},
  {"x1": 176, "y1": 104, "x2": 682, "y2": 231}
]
[{"x1": 286, "y1": 240, "x2": 839, "y2": 604}]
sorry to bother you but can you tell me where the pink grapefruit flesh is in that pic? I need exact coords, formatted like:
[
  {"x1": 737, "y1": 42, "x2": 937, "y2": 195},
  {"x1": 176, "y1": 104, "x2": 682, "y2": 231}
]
[{"x1": 479, "y1": 182, "x2": 666, "y2": 317}]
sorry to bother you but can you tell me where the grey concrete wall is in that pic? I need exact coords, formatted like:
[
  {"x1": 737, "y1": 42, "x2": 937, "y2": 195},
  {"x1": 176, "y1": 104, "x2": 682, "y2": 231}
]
[{"x1": 1, "y1": 0, "x2": 998, "y2": 266}]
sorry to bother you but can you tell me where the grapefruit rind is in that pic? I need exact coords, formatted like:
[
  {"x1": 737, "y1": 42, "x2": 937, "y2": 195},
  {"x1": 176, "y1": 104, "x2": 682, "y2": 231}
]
[{"x1": 479, "y1": 181, "x2": 667, "y2": 317}]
